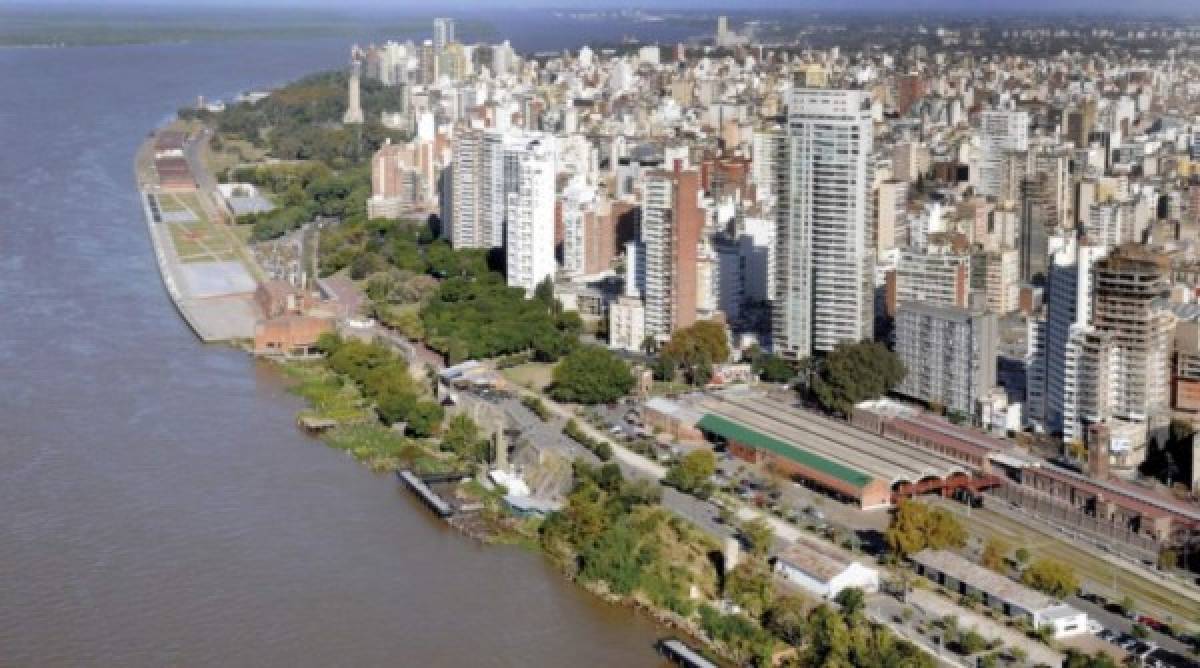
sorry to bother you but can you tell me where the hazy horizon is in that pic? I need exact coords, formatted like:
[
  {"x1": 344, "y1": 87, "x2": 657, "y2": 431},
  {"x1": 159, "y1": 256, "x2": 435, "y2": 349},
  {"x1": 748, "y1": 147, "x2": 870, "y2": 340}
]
[{"x1": 4, "y1": 0, "x2": 1199, "y2": 17}]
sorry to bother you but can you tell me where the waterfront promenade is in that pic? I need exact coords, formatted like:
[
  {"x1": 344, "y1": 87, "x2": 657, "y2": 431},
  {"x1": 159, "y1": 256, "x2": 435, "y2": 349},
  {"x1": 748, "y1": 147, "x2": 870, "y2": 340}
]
[{"x1": 137, "y1": 131, "x2": 260, "y2": 343}]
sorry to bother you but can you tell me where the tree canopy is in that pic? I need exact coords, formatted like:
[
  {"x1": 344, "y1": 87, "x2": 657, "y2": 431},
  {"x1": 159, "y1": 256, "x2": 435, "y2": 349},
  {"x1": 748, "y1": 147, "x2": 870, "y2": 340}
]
[
  {"x1": 549, "y1": 345, "x2": 635, "y2": 405},
  {"x1": 320, "y1": 335, "x2": 443, "y2": 437},
  {"x1": 746, "y1": 345, "x2": 794, "y2": 384},
  {"x1": 661, "y1": 320, "x2": 730, "y2": 386},
  {"x1": 885, "y1": 500, "x2": 967, "y2": 557},
  {"x1": 664, "y1": 449, "x2": 717, "y2": 498},
  {"x1": 1020, "y1": 557, "x2": 1079, "y2": 598},
  {"x1": 810, "y1": 341, "x2": 906, "y2": 416}
]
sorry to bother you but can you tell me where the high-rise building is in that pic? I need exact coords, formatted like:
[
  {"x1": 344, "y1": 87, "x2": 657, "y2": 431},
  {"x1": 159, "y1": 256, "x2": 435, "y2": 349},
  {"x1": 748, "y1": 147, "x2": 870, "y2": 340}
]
[
  {"x1": 642, "y1": 163, "x2": 703, "y2": 343},
  {"x1": 875, "y1": 180, "x2": 908, "y2": 253},
  {"x1": 894, "y1": 301, "x2": 997, "y2": 418},
  {"x1": 773, "y1": 88, "x2": 874, "y2": 359},
  {"x1": 445, "y1": 129, "x2": 547, "y2": 251},
  {"x1": 418, "y1": 41, "x2": 438, "y2": 85},
  {"x1": 894, "y1": 248, "x2": 970, "y2": 312},
  {"x1": 1019, "y1": 176, "x2": 1056, "y2": 284},
  {"x1": 1039, "y1": 239, "x2": 1107, "y2": 439},
  {"x1": 368, "y1": 138, "x2": 435, "y2": 219},
  {"x1": 343, "y1": 60, "x2": 364, "y2": 125},
  {"x1": 432, "y1": 18, "x2": 455, "y2": 50},
  {"x1": 977, "y1": 110, "x2": 1029, "y2": 199},
  {"x1": 969, "y1": 248, "x2": 1020, "y2": 314},
  {"x1": 445, "y1": 130, "x2": 485, "y2": 248},
  {"x1": 504, "y1": 139, "x2": 557, "y2": 295},
  {"x1": 892, "y1": 141, "x2": 927, "y2": 184},
  {"x1": 1089, "y1": 246, "x2": 1175, "y2": 459},
  {"x1": 1067, "y1": 98, "x2": 1097, "y2": 148},
  {"x1": 561, "y1": 180, "x2": 615, "y2": 277}
]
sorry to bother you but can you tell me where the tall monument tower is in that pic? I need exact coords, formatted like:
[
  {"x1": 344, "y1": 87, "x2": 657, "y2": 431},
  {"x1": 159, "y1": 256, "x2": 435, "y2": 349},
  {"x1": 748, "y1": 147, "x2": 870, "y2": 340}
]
[{"x1": 343, "y1": 60, "x2": 364, "y2": 125}]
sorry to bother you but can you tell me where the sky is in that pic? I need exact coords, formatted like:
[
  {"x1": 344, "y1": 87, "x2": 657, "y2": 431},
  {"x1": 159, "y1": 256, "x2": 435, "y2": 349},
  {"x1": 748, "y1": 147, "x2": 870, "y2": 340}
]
[{"x1": 10, "y1": 0, "x2": 1198, "y2": 14}]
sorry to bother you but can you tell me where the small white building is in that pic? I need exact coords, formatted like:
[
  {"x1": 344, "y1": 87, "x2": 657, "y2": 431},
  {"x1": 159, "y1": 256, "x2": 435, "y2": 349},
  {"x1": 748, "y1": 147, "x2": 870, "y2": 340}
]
[
  {"x1": 773, "y1": 535, "x2": 880, "y2": 600},
  {"x1": 911, "y1": 549, "x2": 1088, "y2": 638},
  {"x1": 1035, "y1": 604, "x2": 1088, "y2": 638}
]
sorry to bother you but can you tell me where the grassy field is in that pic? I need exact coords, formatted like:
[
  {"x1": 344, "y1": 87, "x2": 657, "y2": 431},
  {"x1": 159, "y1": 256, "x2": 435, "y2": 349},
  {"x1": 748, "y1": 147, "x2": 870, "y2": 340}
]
[
  {"x1": 203, "y1": 136, "x2": 268, "y2": 178},
  {"x1": 156, "y1": 194, "x2": 189, "y2": 213},
  {"x1": 938, "y1": 501, "x2": 1200, "y2": 629},
  {"x1": 168, "y1": 220, "x2": 235, "y2": 260},
  {"x1": 500, "y1": 362, "x2": 555, "y2": 391}
]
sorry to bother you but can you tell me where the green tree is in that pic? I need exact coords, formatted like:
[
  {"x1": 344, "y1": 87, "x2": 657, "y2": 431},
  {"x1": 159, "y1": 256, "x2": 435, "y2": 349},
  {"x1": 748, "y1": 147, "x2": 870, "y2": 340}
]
[
  {"x1": 1020, "y1": 558, "x2": 1079, "y2": 598},
  {"x1": 739, "y1": 517, "x2": 774, "y2": 559},
  {"x1": 1063, "y1": 649, "x2": 1119, "y2": 668},
  {"x1": 810, "y1": 341, "x2": 906, "y2": 416},
  {"x1": 549, "y1": 345, "x2": 635, "y2": 404},
  {"x1": 650, "y1": 354, "x2": 677, "y2": 382},
  {"x1": 698, "y1": 605, "x2": 775, "y2": 666},
  {"x1": 662, "y1": 320, "x2": 730, "y2": 386},
  {"x1": 804, "y1": 604, "x2": 853, "y2": 668},
  {"x1": 764, "y1": 594, "x2": 808, "y2": 645},
  {"x1": 1119, "y1": 595, "x2": 1136, "y2": 616},
  {"x1": 981, "y1": 537, "x2": 1010, "y2": 573},
  {"x1": 442, "y1": 413, "x2": 487, "y2": 462},
  {"x1": 1014, "y1": 547, "x2": 1031, "y2": 566},
  {"x1": 885, "y1": 500, "x2": 966, "y2": 557},
  {"x1": 834, "y1": 587, "x2": 866, "y2": 621},
  {"x1": 747, "y1": 346, "x2": 794, "y2": 383},
  {"x1": 724, "y1": 563, "x2": 774, "y2": 618},
  {"x1": 956, "y1": 629, "x2": 986, "y2": 655},
  {"x1": 405, "y1": 400, "x2": 444, "y2": 438},
  {"x1": 664, "y1": 449, "x2": 717, "y2": 497}
]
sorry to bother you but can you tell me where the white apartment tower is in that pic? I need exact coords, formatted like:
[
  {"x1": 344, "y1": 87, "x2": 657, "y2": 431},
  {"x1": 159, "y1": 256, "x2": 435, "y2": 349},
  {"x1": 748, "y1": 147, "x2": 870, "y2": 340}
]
[
  {"x1": 504, "y1": 140, "x2": 557, "y2": 296},
  {"x1": 433, "y1": 18, "x2": 455, "y2": 50},
  {"x1": 446, "y1": 129, "x2": 541, "y2": 251},
  {"x1": 772, "y1": 88, "x2": 875, "y2": 359},
  {"x1": 977, "y1": 110, "x2": 1028, "y2": 199},
  {"x1": 446, "y1": 130, "x2": 485, "y2": 248}
]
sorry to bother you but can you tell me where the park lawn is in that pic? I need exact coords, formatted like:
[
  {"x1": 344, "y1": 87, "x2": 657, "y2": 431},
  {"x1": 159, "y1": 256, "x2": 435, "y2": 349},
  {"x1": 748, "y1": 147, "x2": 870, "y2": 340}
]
[
  {"x1": 203, "y1": 136, "x2": 268, "y2": 177},
  {"x1": 174, "y1": 192, "x2": 207, "y2": 220},
  {"x1": 156, "y1": 194, "x2": 187, "y2": 213},
  {"x1": 501, "y1": 361, "x2": 555, "y2": 391},
  {"x1": 168, "y1": 219, "x2": 235, "y2": 262}
]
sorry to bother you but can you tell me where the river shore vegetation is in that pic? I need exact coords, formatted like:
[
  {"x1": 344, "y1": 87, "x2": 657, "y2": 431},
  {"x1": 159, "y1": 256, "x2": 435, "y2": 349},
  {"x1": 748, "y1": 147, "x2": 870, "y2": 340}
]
[{"x1": 197, "y1": 72, "x2": 936, "y2": 668}]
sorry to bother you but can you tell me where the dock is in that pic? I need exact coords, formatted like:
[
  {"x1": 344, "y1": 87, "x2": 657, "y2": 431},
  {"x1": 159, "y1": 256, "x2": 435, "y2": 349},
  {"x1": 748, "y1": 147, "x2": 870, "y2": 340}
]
[{"x1": 397, "y1": 470, "x2": 460, "y2": 518}]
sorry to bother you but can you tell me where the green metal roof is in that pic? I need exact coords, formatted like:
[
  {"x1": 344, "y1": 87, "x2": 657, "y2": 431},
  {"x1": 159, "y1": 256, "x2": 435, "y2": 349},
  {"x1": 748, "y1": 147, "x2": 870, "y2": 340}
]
[{"x1": 696, "y1": 413, "x2": 874, "y2": 490}]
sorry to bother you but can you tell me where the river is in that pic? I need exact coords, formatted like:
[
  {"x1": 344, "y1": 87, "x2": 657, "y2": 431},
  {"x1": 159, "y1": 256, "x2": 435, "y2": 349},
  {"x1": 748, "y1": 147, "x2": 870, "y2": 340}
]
[{"x1": 0, "y1": 38, "x2": 667, "y2": 666}]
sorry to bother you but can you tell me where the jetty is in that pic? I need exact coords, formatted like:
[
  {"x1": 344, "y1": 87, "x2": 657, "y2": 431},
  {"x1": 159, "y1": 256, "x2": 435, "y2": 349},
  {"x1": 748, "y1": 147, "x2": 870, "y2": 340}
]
[{"x1": 397, "y1": 470, "x2": 469, "y2": 518}]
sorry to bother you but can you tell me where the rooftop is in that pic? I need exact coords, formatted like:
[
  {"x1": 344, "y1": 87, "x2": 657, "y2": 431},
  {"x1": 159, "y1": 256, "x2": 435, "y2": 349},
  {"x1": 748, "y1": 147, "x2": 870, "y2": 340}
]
[
  {"x1": 911, "y1": 549, "x2": 1059, "y2": 613},
  {"x1": 695, "y1": 412, "x2": 874, "y2": 490},
  {"x1": 775, "y1": 533, "x2": 870, "y2": 583},
  {"x1": 699, "y1": 393, "x2": 967, "y2": 484}
]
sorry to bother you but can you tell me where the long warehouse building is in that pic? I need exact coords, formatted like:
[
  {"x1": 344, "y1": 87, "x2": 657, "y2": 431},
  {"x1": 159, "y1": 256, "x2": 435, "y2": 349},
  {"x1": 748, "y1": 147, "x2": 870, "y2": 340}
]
[{"x1": 694, "y1": 392, "x2": 1002, "y2": 509}]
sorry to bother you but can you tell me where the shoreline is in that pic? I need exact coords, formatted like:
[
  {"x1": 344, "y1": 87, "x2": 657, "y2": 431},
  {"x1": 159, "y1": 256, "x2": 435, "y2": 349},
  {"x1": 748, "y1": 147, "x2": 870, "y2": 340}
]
[{"x1": 135, "y1": 129, "x2": 260, "y2": 344}]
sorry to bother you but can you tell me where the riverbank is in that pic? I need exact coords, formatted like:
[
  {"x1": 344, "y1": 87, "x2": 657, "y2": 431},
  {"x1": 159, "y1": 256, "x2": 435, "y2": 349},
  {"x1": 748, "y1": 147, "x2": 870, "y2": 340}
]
[
  {"x1": 134, "y1": 99, "x2": 925, "y2": 668},
  {"x1": 135, "y1": 128, "x2": 260, "y2": 343}
]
